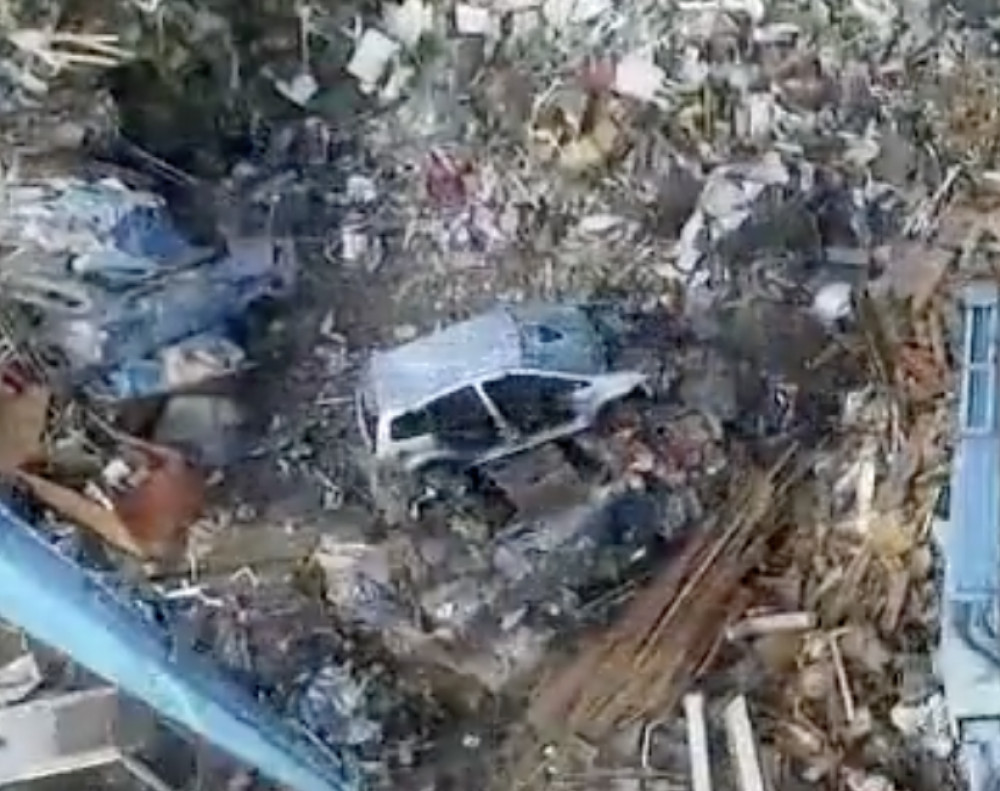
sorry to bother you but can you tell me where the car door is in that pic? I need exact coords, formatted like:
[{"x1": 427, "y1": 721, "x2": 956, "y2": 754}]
[
  {"x1": 417, "y1": 385, "x2": 504, "y2": 463},
  {"x1": 480, "y1": 373, "x2": 590, "y2": 456}
]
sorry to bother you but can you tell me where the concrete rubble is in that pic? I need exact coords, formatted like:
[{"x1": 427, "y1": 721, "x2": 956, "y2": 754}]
[{"x1": 0, "y1": 0, "x2": 996, "y2": 789}]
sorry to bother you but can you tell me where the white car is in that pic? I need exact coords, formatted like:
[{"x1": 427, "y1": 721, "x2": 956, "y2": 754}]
[{"x1": 356, "y1": 302, "x2": 649, "y2": 517}]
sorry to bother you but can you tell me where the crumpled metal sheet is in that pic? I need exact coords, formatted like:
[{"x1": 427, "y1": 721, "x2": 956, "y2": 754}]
[{"x1": 0, "y1": 177, "x2": 296, "y2": 396}]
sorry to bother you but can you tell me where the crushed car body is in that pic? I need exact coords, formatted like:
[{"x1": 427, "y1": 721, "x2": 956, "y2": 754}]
[{"x1": 355, "y1": 302, "x2": 649, "y2": 518}]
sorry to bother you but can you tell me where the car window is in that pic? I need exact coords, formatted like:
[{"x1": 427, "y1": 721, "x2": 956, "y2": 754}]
[
  {"x1": 390, "y1": 407, "x2": 432, "y2": 441},
  {"x1": 424, "y1": 386, "x2": 500, "y2": 450},
  {"x1": 483, "y1": 375, "x2": 584, "y2": 434}
]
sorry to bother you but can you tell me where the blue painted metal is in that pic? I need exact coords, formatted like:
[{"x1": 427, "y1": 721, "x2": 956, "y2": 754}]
[
  {"x1": 0, "y1": 499, "x2": 360, "y2": 791},
  {"x1": 949, "y1": 281, "x2": 1000, "y2": 601},
  {"x1": 937, "y1": 280, "x2": 1000, "y2": 790}
]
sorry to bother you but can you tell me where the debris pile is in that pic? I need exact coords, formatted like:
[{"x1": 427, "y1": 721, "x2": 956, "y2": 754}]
[
  {"x1": 0, "y1": 177, "x2": 293, "y2": 402},
  {"x1": 498, "y1": 221, "x2": 961, "y2": 789},
  {"x1": 0, "y1": 0, "x2": 998, "y2": 789}
]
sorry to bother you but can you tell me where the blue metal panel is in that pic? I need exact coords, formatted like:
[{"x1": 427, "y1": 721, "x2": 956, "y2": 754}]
[
  {"x1": 0, "y1": 501, "x2": 359, "y2": 791},
  {"x1": 950, "y1": 436, "x2": 1000, "y2": 600},
  {"x1": 949, "y1": 282, "x2": 1000, "y2": 601}
]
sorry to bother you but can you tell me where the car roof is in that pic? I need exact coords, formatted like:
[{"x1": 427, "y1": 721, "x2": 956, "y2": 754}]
[{"x1": 364, "y1": 302, "x2": 607, "y2": 415}]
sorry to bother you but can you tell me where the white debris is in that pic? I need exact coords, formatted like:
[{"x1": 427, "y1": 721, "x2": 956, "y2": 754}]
[
  {"x1": 161, "y1": 337, "x2": 246, "y2": 389},
  {"x1": 890, "y1": 693, "x2": 954, "y2": 760},
  {"x1": 102, "y1": 457, "x2": 133, "y2": 490},
  {"x1": 734, "y1": 92, "x2": 776, "y2": 141},
  {"x1": 849, "y1": 0, "x2": 897, "y2": 41},
  {"x1": 843, "y1": 133, "x2": 881, "y2": 167},
  {"x1": 677, "y1": 45, "x2": 710, "y2": 87},
  {"x1": 455, "y1": 4, "x2": 495, "y2": 35},
  {"x1": 577, "y1": 213, "x2": 625, "y2": 234},
  {"x1": 721, "y1": 0, "x2": 765, "y2": 23},
  {"x1": 347, "y1": 29, "x2": 401, "y2": 93},
  {"x1": 753, "y1": 22, "x2": 800, "y2": 44},
  {"x1": 273, "y1": 71, "x2": 318, "y2": 107},
  {"x1": 812, "y1": 281, "x2": 854, "y2": 326},
  {"x1": 347, "y1": 174, "x2": 378, "y2": 204},
  {"x1": 0, "y1": 652, "x2": 42, "y2": 707},
  {"x1": 542, "y1": 0, "x2": 610, "y2": 28},
  {"x1": 393, "y1": 324, "x2": 419, "y2": 341},
  {"x1": 380, "y1": 63, "x2": 416, "y2": 103},
  {"x1": 341, "y1": 220, "x2": 369, "y2": 263},
  {"x1": 614, "y1": 51, "x2": 666, "y2": 105},
  {"x1": 842, "y1": 768, "x2": 897, "y2": 791},
  {"x1": 382, "y1": 0, "x2": 434, "y2": 48},
  {"x1": 497, "y1": 0, "x2": 540, "y2": 8},
  {"x1": 980, "y1": 171, "x2": 1000, "y2": 194}
]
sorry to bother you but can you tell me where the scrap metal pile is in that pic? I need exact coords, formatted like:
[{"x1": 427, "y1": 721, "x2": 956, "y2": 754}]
[{"x1": 0, "y1": 0, "x2": 998, "y2": 790}]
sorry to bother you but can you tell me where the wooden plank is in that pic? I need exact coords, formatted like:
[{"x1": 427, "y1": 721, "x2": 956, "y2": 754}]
[
  {"x1": 724, "y1": 695, "x2": 766, "y2": 791},
  {"x1": 684, "y1": 693, "x2": 713, "y2": 791},
  {"x1": 726, "y1": 612, "x2": 815, "y2": 641}
]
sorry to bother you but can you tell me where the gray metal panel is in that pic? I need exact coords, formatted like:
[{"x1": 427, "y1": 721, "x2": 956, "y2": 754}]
[{"x1": 369, "y1": 308, "x2": 522, "y2": 412}]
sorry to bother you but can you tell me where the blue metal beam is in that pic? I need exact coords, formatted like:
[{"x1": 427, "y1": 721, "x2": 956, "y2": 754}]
[
  {"x1": 0, "y1": 500, "x2": 360, "y2": 791},
  {"x1": 938, "y1": 280, "x2": 1000, "y2": 791}
]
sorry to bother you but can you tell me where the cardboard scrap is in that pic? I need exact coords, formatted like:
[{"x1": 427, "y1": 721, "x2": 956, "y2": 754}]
[
  {"x1": 14, "y1": 441, "x2": 203, "y2": 560},
  {"x1": 0, "y1": 386, "x2": 49, "y2": 471},
  {"x1": 14, "y1": 468, "x2": 146, "y2": 557}
]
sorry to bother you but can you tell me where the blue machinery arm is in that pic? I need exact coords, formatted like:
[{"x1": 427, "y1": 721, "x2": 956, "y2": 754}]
[
  {"x1": 939, "y1": 280, "x2": 1000, "y2": 791},
  {"x1": 0, "y1": 500, "x2": 360, "y2": 791}
]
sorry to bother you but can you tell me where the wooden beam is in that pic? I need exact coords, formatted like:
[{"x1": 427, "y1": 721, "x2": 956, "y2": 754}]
[
  {"x1": 684, "y1": 692, "x2": 713, "y2": 791},
  {"x1": 724, "y1": 695, "x2": 766, "y2": 791}
]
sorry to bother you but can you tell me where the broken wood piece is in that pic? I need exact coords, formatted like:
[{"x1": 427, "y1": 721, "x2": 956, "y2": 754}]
[
  {"x1": 724, "y1": 695, "x2": 766, "y2": 791},
  {"x1": 726, "y1": 611, "x2": 815, "y2": 641},
  {"x1": 0, "y1": 651, "x2": 42, "y2": 706},
  {"x1": 528, "y1": 452, "x2": 804, "y2": 742},
  {"x1": 684, "y1": 693, "x2": 713, "y2": 791},
  {"x1": 879, "y1": 568, "x2": 910, "y2": 634},
  {"x1": 14, "y1": 469, "x2": 145, "y2": 557},
  {"x1": 775, "y1": 720, "x2": 837, "y2": 781},
  {"x1": 105, "y1": 443, "x2": 205, "y2": 559},
  {"x1": 829, "y1": 633, "x2": 856, "y2": 724},
  {"x1": 0, "y1": 385, "x2": 49, "y2": 472},
  {"x1": 14, "y1": 443, "x2": 204, "y2": 561}
]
